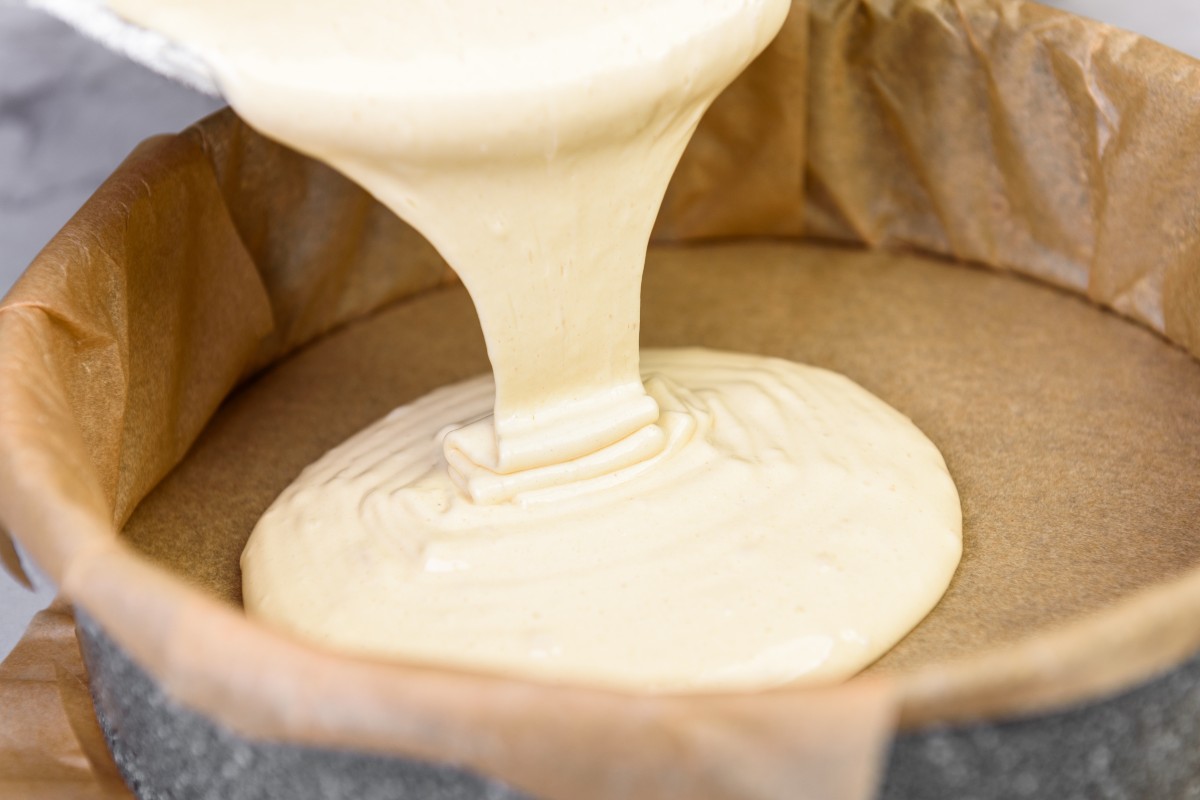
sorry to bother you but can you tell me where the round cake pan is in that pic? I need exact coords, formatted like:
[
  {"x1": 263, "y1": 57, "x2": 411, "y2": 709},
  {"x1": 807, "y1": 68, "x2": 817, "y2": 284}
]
[
  {"x1": 4, "y1": 1, "x2": 1200, "y2": 797},
  {"x1": 77, "y1": 613, "x2": 1200, "y2": 799}
]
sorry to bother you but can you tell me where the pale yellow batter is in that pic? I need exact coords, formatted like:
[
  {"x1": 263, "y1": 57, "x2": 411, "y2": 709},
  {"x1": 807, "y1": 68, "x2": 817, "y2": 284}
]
[
  {"x1": 110, "y1": 0, "x2": 962, "y2": 689},
  {"x1": 243, "y1": 348, "x2": 961, "y2": 689}
]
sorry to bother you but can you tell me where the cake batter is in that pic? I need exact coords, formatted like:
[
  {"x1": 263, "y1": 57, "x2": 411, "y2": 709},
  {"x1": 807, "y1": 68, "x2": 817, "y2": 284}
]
[{"x1": 109, "y1": 0, "x2": 962, "y2": 689}]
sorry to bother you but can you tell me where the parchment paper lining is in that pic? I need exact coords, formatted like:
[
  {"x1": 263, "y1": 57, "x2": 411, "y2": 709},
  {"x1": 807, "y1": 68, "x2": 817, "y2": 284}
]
[{"x1": 3, "y1": 1, "x2": 1200, "y2": 798}]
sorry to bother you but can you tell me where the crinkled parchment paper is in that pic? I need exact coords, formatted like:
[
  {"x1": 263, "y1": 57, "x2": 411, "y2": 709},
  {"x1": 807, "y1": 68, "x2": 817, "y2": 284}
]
[{"x1": 3, "y1": 1, "x2": 1200, "y2": 797}]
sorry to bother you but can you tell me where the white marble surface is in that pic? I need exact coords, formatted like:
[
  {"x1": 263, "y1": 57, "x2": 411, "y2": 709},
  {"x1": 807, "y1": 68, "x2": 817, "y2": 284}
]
[
  {"x1": 1050, "y1": 0, "x2": 1200, "y2": 58},
  {"x1": 1, "y1": 0, "x2": 1199, "y2": 659}
]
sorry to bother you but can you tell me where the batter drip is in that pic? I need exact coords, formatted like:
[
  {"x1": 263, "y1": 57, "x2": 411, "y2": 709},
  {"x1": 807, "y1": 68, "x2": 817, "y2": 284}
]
[{"x1": 110, "y1": 0, "x2": 963, "y2": 689}]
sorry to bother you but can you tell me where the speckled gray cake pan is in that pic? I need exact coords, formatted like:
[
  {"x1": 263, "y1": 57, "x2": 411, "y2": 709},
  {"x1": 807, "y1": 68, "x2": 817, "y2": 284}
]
[{"x1": 78, "y1": 612, "x2": 1200, "y2": 800}]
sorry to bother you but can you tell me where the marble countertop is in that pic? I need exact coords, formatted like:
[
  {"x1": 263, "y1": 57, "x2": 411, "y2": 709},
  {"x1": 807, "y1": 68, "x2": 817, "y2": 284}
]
[{"x1": 2, "y1": 0, "x2": 1199, "y2": 658}]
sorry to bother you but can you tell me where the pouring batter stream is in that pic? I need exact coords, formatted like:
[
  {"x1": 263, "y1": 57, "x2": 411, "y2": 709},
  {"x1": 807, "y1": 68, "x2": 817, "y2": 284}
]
[{"x1": 109, "y1": 0, "x2": 962, "y2": 690}]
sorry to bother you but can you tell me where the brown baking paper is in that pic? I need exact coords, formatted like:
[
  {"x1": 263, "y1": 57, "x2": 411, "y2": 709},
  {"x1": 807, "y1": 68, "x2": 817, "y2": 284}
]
[
  {"x1": 3, "y1": 0, "x2": 1200, "y2": 797},
  {"x1": 0, "y1": 602, "x2": 130, "y2": 800}
]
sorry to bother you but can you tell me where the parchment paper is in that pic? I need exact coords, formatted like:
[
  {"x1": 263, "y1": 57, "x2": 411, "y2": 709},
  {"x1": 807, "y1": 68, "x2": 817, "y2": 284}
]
[
  {"x1": 0, "y1": 602, "x2": 129, "y2": 799},
  {"x1": 3, "y1": 0, "x2": 1200, "y2": 798}
]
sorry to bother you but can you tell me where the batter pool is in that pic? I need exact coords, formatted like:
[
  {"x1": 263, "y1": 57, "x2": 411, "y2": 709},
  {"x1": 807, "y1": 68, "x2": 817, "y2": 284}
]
[
  {"x1": 244, "y1": 348, "x2": 961, "y2": 690},
  {"x1": 109, "y1": 0, "x2": 963, "y2": 689}
]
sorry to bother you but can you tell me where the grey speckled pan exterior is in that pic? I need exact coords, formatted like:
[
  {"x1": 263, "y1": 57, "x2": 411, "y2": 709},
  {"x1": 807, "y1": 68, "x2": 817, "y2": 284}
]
[{"x1": 77, "y1": 614, "x2": 1200, "y2": 800}]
